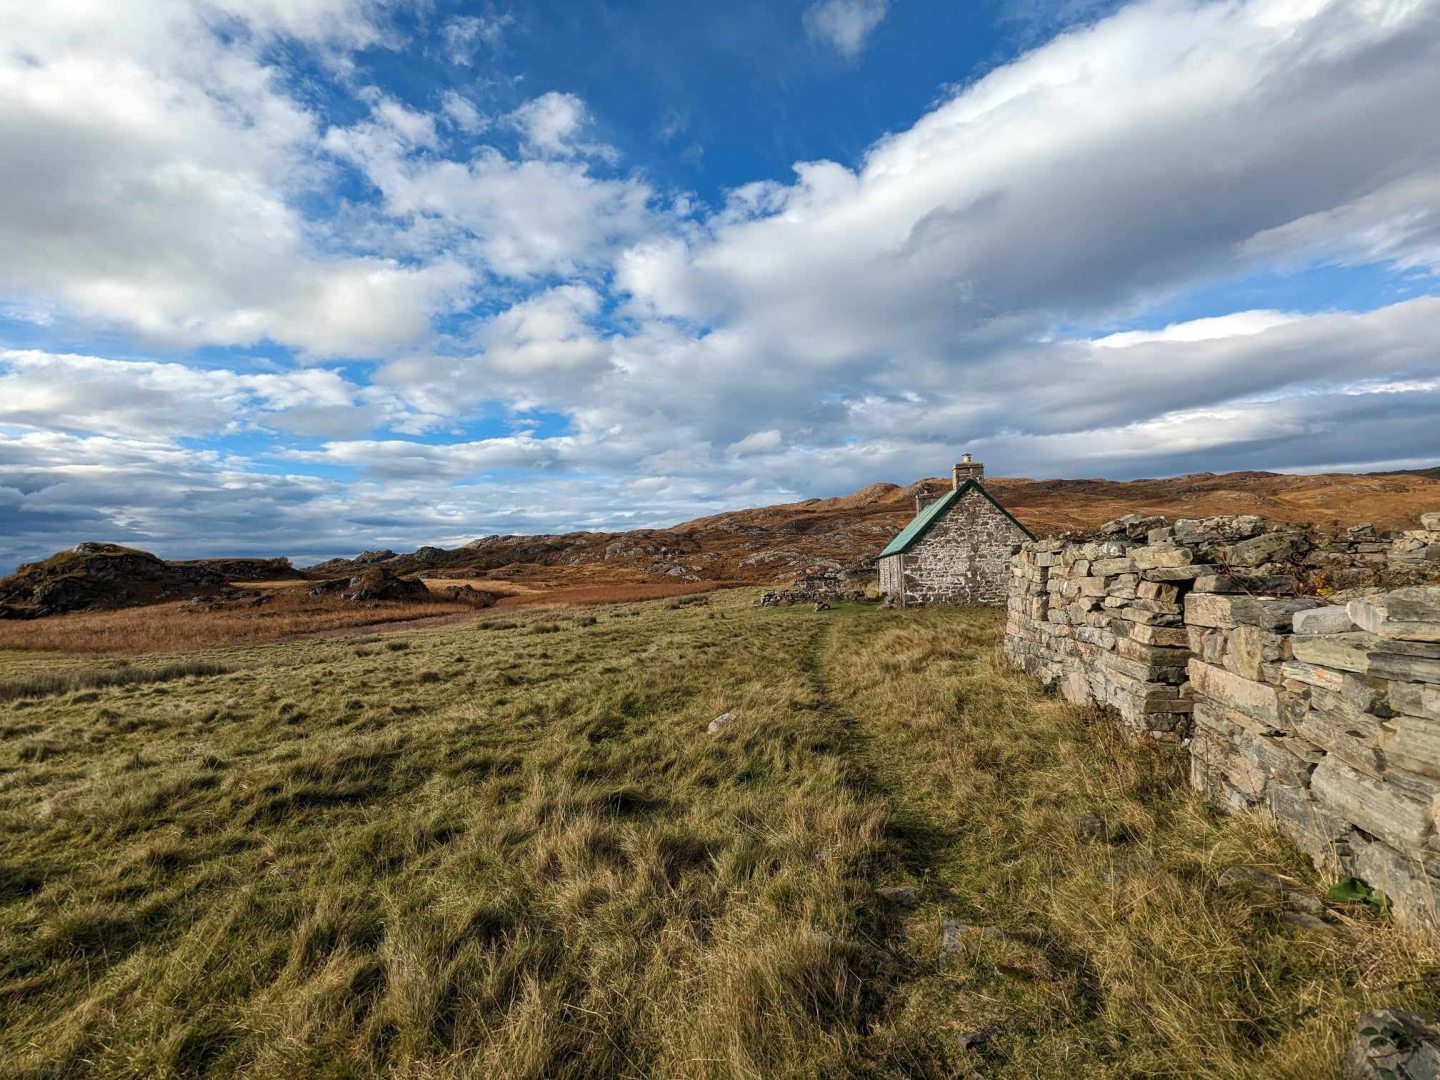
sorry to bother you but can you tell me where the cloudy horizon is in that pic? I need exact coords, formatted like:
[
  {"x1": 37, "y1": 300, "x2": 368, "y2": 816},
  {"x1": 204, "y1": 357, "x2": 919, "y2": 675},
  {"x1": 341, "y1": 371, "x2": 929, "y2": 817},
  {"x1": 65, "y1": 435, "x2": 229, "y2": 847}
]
[{"x1": 2, "y1": 0, "x2": 1438, "y2": 569}]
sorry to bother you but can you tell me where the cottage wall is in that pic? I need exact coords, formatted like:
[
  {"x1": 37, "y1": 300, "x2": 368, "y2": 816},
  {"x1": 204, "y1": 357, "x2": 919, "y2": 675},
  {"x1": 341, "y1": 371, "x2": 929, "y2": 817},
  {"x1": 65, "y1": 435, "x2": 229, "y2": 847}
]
[{"x1": 887, "y1": 488, "x2": 1024, "y2": 607}]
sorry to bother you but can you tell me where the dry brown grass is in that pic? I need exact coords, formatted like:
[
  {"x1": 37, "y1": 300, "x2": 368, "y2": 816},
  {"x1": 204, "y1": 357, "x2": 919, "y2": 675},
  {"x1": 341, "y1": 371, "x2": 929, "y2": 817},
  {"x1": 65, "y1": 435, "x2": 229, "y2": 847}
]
[
  {"x1": 494, "y1": 580, "x2": 738, "y2": 608},
  {"x1": 0, "y1": 585, "x2": 473, "y2": 655},
  {"x1": 1, "y1": 594, "x2": 1436, "y2": 1077}
]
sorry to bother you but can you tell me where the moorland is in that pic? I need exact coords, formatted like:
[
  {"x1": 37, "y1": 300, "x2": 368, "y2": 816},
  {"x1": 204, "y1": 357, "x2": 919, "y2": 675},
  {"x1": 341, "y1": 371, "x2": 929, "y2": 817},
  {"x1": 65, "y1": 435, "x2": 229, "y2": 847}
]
[{"x1": 3, "y1": 593, "x2": 1438, "y2": 1077}]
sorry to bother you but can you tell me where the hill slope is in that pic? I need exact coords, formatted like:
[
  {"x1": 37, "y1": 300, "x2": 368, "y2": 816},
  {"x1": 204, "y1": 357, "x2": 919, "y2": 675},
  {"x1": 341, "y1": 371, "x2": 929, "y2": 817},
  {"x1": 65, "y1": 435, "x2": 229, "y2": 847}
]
[{"x1": 312, "y1": 469, "x2": 1440, "y2": 585}]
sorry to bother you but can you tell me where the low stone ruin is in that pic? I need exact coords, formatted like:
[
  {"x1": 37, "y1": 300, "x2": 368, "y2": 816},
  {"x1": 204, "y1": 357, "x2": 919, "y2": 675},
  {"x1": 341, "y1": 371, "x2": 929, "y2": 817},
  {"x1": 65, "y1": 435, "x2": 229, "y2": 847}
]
[
  {"x1": 758, "y1": 559, "x2": 877, "y2": 606},
  {"x1": 1004, "y1": 511, "x2": 1440, "y2": 927}
]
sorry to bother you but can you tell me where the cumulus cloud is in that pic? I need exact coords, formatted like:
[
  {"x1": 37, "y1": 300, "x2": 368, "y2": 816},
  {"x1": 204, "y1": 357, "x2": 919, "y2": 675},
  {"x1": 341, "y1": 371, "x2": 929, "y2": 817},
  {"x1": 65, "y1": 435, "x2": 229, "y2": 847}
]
[
  {"x1": 328, "y1": 93, "x2": 653, "y2": 278},
  {"x1": 509, "y1": 91, "x2": 617, "y2": 161},
  {"x1": 0, "y1": 0, "x2": 474, "y2": 358},
  {"x1": 623, "y1": 0, "x2": 1440, "y2": 374},
  {"x1": 0, "y1": 350, "x2": 424, "y2": 438},
  {"x1": 4, "y1": 0, "x2": 1440, "y2": 565},
  {"x1": 803, "y1": 0, "x2": 890, "y2": 57}
]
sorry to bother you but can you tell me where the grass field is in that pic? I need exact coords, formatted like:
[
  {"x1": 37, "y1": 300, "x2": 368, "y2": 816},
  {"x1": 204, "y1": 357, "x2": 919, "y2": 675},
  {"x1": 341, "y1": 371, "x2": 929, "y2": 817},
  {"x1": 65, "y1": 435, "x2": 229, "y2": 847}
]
[
  {"x1": 1, "y1": 591, "x2": 1437, "y2": 1078},
  {"x1": 0, "y1": 579, "x2": 733, "y2": 656}
]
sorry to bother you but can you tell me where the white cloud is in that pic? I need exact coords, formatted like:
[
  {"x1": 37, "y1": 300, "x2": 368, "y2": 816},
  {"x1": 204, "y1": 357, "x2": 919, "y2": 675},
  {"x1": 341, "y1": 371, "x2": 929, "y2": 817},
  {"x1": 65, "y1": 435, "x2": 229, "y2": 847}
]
[
  {"x1": 509, "y1": 91, "x2": 618, "y2": 162},
  {"x1": 729, "y1": 429, "x2": 783, "y2": 455},
  {"x1": 440, "y1": 90, "x2": 488, "y2": 134},
  {"x1": 803, "y1": 0, "x2": 890, "y2": 57},
  {"x1": 0, "y1": 350, "x2": 422, "y2": 438},
  {"x1": 1090, "y1": 310, "x2": 1302, "y2": 348},
  {"x1": 329, "y1": 94, "x2": 654, "y2": 278},
  {"x1": 481, "y1": 285, "x2": 613, "y2": 375},
  {"x1": 441, "y1": 13, "x2": 513, "y2": 65},
  {"x1": 620, "y1": 0, "x2": 1440, "y2": 378},
  {"x1": 0, "y1": 0, "x2": 470, "y2": 358}
]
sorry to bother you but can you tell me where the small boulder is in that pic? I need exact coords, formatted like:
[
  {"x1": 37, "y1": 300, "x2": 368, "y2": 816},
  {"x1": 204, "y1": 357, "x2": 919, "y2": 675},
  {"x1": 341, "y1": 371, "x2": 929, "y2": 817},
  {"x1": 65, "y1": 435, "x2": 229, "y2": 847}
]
[
  {"x1": 876, "y1": 885, "x2": 920, "y2": 906},
  {"x1": 342, "y1": 567, "x2": 430, "y2": 603},
  {"x1": 706, "y1": 711, "x2": 737, "y2": 735}
]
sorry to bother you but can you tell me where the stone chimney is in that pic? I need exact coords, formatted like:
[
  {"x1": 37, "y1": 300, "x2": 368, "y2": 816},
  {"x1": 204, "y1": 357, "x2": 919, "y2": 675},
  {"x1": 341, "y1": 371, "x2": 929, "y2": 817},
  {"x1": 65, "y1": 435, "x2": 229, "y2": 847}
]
[
  {"x1": 952, "y1": 453, "x2": 984, "y2": 488},
  {"x1": 914, "y1": 484, "x2": 936, "y2": 514}
]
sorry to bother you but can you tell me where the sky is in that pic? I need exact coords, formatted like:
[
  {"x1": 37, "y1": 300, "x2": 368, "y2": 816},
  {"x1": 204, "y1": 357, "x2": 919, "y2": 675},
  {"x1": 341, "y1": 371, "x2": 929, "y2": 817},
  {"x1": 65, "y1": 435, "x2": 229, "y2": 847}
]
[{"x1": 1, "y1": 0, "x2": 1438, "y2": 569}]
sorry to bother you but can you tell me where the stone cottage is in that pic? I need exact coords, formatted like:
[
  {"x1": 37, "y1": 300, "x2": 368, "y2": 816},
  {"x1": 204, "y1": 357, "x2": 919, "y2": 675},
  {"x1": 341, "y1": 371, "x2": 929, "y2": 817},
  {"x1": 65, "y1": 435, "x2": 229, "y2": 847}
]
[{"x1": 878, "y1": 456, "x2": 1034, "y2": 608}]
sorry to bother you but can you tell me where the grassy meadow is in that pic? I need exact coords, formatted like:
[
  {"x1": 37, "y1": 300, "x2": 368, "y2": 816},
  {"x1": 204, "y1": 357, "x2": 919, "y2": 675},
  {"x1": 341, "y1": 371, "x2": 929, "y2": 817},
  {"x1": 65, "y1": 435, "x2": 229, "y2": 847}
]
[{"x1": 1, "y1": 591, "x2": 1437, "y2": 1077}]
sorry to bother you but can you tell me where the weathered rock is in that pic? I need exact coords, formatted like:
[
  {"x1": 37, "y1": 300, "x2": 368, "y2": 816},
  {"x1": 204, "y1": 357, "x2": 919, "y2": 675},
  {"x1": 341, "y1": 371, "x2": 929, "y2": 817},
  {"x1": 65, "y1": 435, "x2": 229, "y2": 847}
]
[
  {"x1": 1309, "y1": 756, "x2": 1438, "y2": 852},
  {"x1": 1185, "y1": 594, "x2": 1318, "y2": 631},
  {"x1": 1349, "y1": 588, "x2": 1440, "y2": 642},
  {"x1": 1189, "y1": 661, "x2": 1281, "y2": 724},
  {"x1": 1132, "y1": 545, "x2": 1195, "y2": 570},
  {"x1": 1391, "y1": 681, "x2": 1440, "y2": 722},
  {"x1": 1378, "y1": 716, "x2": 1440, "y2": 780},
  {"x1": 876, "y1": 885, "x2": 920, "y2": 906},
  {"x1": 1293, "y1": 605, "x2": 1356, "y2": 635},
  {"x1": 706, "y1": 712, "x2": 737, "y2": 735},
  {"x1": 940, "y1": 920, "x2": 1003, "y2": 955},
  {"x1": 1291, "y1": 633, "x2": 1375, "y2": 674},
  {"x1": 1423, "y1": 512, "x2": 1440, "y2": 532},
  {"x1": 341, "y1": 566, "x2": 431, "y2": 603},
  {"x1": 1341, "y1": 1010, "x2": 1440, "y2": 1079}
]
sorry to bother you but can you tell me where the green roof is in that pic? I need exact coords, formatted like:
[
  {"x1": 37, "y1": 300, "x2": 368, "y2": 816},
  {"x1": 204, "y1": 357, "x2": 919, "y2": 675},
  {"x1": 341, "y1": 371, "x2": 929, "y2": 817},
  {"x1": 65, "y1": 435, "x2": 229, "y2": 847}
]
[{"x1": 879, "y1": 478, "x2": 1035, "y2": 558}]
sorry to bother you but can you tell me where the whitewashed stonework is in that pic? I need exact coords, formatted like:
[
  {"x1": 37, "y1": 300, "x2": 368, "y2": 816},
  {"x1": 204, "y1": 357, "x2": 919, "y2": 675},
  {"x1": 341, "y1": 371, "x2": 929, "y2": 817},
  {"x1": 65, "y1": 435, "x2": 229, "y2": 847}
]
[{"x1": 878, "y1": 458, "x2": 1033, "y2": 608}]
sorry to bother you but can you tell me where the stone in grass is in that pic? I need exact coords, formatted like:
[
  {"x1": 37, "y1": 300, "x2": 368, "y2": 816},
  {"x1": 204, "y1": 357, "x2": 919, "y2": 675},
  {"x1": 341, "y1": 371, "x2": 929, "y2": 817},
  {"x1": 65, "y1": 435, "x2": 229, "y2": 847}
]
[
  {"x1": 940, "y1": 920, "x2": 1003, "y2": 955},
  {"x1": 1074, "y1": 814, "x2": 1108, "y2": 842},
  {"x1": 706, "y1": 711, "x2": 737, "y2": 734},
  {"x1": 1217, "y1": 866, "x2": 1330, "y2": 926},
  {"x1": 1342, "y1": 1010, "x2": 1440, "y2": 1079},
  {"x1": 876, "y1": 885, "x2": 920, "y2": 906}
]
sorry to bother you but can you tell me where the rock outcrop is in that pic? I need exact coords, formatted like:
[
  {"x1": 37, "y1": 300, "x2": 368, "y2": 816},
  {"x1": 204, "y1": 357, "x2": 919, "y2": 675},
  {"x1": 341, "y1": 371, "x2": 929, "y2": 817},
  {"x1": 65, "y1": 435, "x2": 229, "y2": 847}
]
[
  {"x1": 0, "y1": 543, "x2": 228, "y2": 618},
  {"x1": 309, "y1": 566, "x2": 431, "y2": 604}
]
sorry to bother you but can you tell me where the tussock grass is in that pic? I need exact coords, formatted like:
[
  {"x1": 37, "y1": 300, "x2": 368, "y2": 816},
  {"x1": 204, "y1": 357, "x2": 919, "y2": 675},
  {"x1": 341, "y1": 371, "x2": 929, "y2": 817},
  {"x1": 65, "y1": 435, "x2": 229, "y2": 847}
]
[
  {"x1": 0, "y1": 595, "x2": 1434, "y2": 1077},
  {"x1": 0, "y1": 658, "x2": 231, "y2": 702},
  {"x1": 0, "y1": 586, "x2": 476, "y2": 655}
]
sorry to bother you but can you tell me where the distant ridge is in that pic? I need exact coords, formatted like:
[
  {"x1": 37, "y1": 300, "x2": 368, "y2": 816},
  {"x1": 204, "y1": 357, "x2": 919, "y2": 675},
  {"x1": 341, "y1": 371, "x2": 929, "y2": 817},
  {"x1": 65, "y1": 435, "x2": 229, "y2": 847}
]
[{"x1": 300, "y1": 467, "x2": 1440, "y2": 585}]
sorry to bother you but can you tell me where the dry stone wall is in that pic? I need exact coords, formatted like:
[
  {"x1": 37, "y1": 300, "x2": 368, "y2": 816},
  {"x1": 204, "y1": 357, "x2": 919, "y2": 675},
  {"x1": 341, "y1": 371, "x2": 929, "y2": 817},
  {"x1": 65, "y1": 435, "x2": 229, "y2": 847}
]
[
  {"x1": 1189, "y1": 588, "x2": 1440, "y2": 927},
  {"x1": 1003, "y1": 511, "x2": 1440, "y2": 927},
  {"x1": 1004, "y1": 514, "x2": 1294, "y2": 741}
]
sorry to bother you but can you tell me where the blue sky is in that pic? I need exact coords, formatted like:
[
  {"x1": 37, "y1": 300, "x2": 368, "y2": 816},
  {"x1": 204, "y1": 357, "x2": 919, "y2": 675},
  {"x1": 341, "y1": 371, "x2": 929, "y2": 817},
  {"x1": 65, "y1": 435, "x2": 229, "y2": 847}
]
[{"x1": 1, "y1": 0, "x2": 1438, "y2": 568}]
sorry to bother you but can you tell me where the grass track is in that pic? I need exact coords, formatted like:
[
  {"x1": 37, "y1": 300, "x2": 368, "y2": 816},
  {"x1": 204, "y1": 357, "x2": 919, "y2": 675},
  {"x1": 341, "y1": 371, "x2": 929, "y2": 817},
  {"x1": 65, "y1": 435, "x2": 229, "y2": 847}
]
[{"x1": 1, "y1": 592, "x2": 1436, "y2": 1077}]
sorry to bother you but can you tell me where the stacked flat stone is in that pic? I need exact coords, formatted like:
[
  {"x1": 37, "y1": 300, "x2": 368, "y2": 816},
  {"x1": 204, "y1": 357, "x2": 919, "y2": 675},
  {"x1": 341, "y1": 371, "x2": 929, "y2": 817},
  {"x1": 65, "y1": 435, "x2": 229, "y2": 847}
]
[
  {"x1": 1390, "y1": 512, "x2": 1440, "y2": 567},
  {"x1": 1004, "y1": 513, "x2": 1292, "y2": 741},
  {"x1": 1187, "y1": 585, "x2": 1440, "y2": 928}
]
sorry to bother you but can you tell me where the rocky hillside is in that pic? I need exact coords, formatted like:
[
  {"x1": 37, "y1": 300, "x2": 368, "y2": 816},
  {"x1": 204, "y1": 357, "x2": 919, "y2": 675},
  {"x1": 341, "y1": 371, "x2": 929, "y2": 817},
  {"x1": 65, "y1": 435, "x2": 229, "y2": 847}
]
[
  {"x1": 309, "y1": 469, "x2": 1440, "y2": 586},
  {"x1": 0, "y1": 546, "x2": 304, "y2": 618},
  {"x1": 0, "y1": 544, "x2": 231, "y2": 618}
]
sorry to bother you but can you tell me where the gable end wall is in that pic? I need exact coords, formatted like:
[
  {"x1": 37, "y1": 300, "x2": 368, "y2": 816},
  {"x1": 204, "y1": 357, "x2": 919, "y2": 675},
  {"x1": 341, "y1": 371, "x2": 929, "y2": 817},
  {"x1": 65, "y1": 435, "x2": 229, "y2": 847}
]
[{"x1": 886, "y1": 488, "x2": 1024, "y2": 607}]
